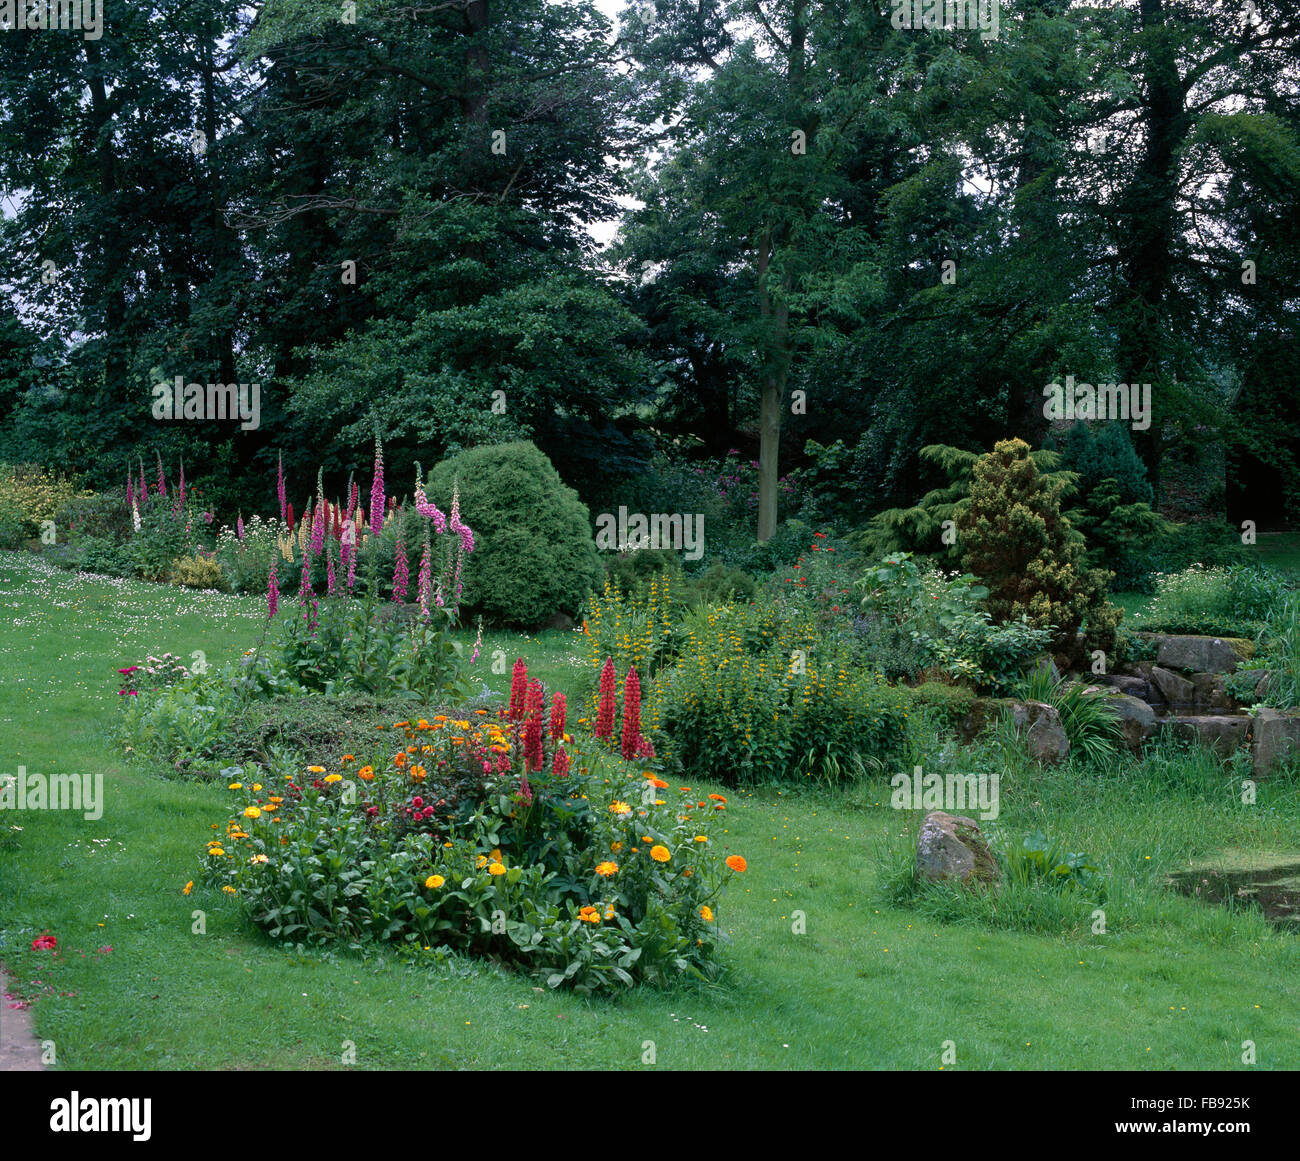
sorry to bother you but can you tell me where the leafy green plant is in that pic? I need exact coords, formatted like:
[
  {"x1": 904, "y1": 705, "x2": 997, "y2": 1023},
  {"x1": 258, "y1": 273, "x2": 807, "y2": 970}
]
[
  {"x1": 961, "y1": 438, "x2": 1121, "y2": 666},
  {"x1": 1011, "y1": 674, "x2": 1123, "y2": 764},
  {"x1": 1144, "y1": 564, "x2": 1292, "y2": 638},
  {"x1": 425, "y1": 441, "x2": 602, "y2": 626},
  {"x1": 169, "y1": 551, "x2": 227, "y2": 589},
  {"x1": 997, "y1": 828, "x2": 1106, "y2": 898}
]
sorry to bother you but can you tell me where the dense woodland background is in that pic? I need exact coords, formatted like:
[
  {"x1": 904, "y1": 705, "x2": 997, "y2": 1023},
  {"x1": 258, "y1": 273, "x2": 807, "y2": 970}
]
[{"x1": 1, "y1": 0, "x2": 1297, "y2": 547}]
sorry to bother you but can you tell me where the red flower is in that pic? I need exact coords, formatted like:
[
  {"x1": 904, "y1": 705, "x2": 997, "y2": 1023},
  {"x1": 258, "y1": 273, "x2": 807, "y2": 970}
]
[
  {"x1": 31, "y1": 935, "x2": 57, "y2": 951},
  {"x1": 508, "y1": 658, "x2": 528, "y2": 721},
  {"x1": 595, "y1": 658, "x2": 617, "y2": 740}
]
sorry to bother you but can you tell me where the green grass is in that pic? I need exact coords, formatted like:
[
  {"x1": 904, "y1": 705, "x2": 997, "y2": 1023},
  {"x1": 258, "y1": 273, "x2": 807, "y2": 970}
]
[{"x1": 2, "y1": 550, "x2": 1300, "y2": 1070}]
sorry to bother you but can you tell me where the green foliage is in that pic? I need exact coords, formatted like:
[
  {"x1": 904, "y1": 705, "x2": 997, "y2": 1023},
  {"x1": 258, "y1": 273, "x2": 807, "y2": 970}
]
[
  {"x1": 961, "y1": 438, "x2": 1121, "y2": 666},
  {"x1": 1045, "y1": 422, "x2": 1153, "y2": 505},
  {"x1": 276, "y1": 597, "x2": 470, "y2": 703},
  {"x1": 1067, "y1": 477, "x2": 1171, "y2": 592},
  {"x1": 198, "y1": 713, "x2": 739, "y2": 994},
  {"x1": 0, "y1": 463, "x2": 86, "y2": 534},
  {"x1": 852, "y1": 444, "x2": 1075, "y2": 566},
  {"x1": 853, "y1": 552, "x2": 1052, "y2": 692},
  {"x1": 1254, "y1": 591, "x2": 1300, "y2": 709},
  {"x1": 997, "y1": 829, "x2": 1106, "y2": 898},
  {"x1": 425, "y1": 441, "x2": 601, "y2": 627},
  {"x1": 905, "y1": 682, "x2": 979, "y2": 731},
  {"x1": 1011, "y1": 675, "x2": 1123, "y2": 766},
  {"x1": 1144, "y1": 564, "x2": 1293, "y2": 638},
  {"x1": 1144, "y1": 520, "x2": 1254, "y2": 578},
  {"x1": 652, "y1": 598, "x2": 912, "y2": 784},
  {"x1": 214, "y1": 515, "x2": 288, "y2": 595},
  {"x1": 169, "y1": 552, "x2": 227, "y2": 590},
  {"x1": 0, "y1": 496, "x2": 25, "y2": 549},
  {"x1": 57, "y1": 492, "x2": 134, "y2": 543},
  {"x1": 129, "y1": 502, "x2": 198, "y2": 583}
]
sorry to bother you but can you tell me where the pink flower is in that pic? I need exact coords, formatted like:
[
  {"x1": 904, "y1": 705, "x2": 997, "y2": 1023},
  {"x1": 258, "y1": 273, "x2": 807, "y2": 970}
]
[
  {"x1": 31, "y1": 935, "x2": 57, "y2": 951},
  {"x1": 267, "y1": 561, "x2": 279, "y2": 619},
  {"x1": 417, "y1": 532, "x2": 432, "y2": 619},
  {"x1": 370, "y1": 435, "x2": 385, "y2": 536},
  {"x1": 549, "y1": 692, "x2": 566, "y2": 741},
  {"x1": 519, "y1": 772, "x2": 533, "y2": 805},
  {"x1": 552, "y1": 746, "x2": 570, "y2": 777},
  {"x1": 392, "y1": 534, "x2": 409, "y2": 603},
  {"x1": 277, "y1": 451, "x2": 286, "y2": 522},
  {"x1": 236, "y1": 514, "x2": 245, "y2": 541}
]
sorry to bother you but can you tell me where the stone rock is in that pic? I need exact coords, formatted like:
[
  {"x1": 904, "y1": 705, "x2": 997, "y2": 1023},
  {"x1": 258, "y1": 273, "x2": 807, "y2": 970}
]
[
  {"x1": 916, "y1": 811, "x2": 1000, "y2": 888},
  {"x1": 1011, "y1": 700, "x2": 1070, "y2": 765},
  {"x1": 1190, "y1": 672, "x2": 1238, "y2": 714},
  {"x1": 1095, "y1": 673, "x2": 1153, "y2": 702},
  {"x1": 1250, "y1": 708, "x2": 1300, "y2": 778},
  {"x1": 1167, "y1": 715, "x2": 1250, "y2": 757},
  {"x1": 1107, "y1": 693, "x2": 1157, "y2": 751},
  {"x1": 1153, "y1": 634, "x2": 1241, "y2": 674},
  {"x1": 1150, "y1": 665, "x2": 1196, "y2": 710}
]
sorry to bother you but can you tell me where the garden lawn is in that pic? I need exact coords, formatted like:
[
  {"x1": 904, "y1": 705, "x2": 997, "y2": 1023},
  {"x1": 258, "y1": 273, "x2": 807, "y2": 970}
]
[{"x1": 1, "y1": 550, "x2": 1298, "y2": 1070}]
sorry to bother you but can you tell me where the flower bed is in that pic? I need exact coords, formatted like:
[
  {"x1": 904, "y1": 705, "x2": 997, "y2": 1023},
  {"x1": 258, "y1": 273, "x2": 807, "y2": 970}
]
[{"x1": 196, "y1": 662, "x2": 745, "y2": 994}]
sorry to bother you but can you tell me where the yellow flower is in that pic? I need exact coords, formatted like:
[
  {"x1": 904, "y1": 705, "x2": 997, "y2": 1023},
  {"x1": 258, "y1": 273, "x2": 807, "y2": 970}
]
[
  {"x1": 694, "y1": 835, "x2": 708, "y2": 843},
  {"x1": 610, "y1": 841, "x2": 623, "y2": 853},
  {"x1": 249, "y1": 854, "x2": 269, "y2": 864},
  {"x1": 578, "y1": 905, "x2": 601, "y2": 924},
  {"x1": 324, "y1": 773, "x2": 343, "y2": 783},
  {"x1": 306, "y1": 765, "x2": 325, "y2": 774},
  {"x1": 252, "y1": 783, "x2": 263, "y2": 792},
  {"x1": 227, "y1": 781, "x2": 242, "y2": 790},
  {"x1": 595, "y1": 861, "x2": 619, "y2": 877},
  {"x1": 700, "y1": 905, "x2": 714, "y2": 922},
  {"x1": 476, "y1": 855, "x2": 489, "y2": 869},
  {"x1": 425, "y1": 874, "x2": 445, "y2": 889},
  {"x1": 650, "y1": 845, "x2": 670, "y2": 863},
  {"x1": 222, "y1": 885, "x2": 237, "y2": 894},
  {"x1": 243, "y1": 806, "x2": 261, "y2": 819},
  {"x1": 488, "y1": 862, "x2": 506, "y2": 876},
  {"x1": 182, "y1": 881, "x2": 193, "y2": 895},
  {"x1": 208, "y1": 846, "x2": 226, "y2": 857},
  {"x1": 609, "y1": 801, "x2": 631, "y2": 816}
]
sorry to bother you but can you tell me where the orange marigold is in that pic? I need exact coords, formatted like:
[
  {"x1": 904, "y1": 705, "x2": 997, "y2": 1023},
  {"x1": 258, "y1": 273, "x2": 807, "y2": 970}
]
[
  {"x1": 725, "y1": 855, "x2": 747, "y2": 873},
  {"x1": 649, "y1": 845, "x2": 671, "y2": 863}
]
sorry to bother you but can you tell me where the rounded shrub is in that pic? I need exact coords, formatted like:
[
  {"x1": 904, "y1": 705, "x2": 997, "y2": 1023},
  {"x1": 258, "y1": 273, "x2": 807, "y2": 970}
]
[{"x1": 425, "y1": 441, "x2": 601, "y2": 626}]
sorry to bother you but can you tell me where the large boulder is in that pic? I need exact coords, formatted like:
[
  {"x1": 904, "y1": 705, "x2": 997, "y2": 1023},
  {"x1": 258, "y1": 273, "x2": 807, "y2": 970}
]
[
  {"x1": 1150, "y1": 665, "x2": 1196, "y2": 711},
  {"x1": 1107, "y1": 693, "x2": 1157, "y2": 751},
  {"x1": 916, "y1": 811, "x2": 1000, "y2": 888},
  {"x1": 1190, "y1": 672, "x2": 1238, "y2": 714},
  {"x1": 1167, "y1": 715, "x2": 1250, "y2": 757},
  {"x1": 1011, "y1": 700, "x2": 1070, "y2": 765},
  {"x1": 1250, "y1": 709, "x2": 1300, "y2": 778},
  {"x1": 1153, "y1": 634, "x2": 1241, "y2": 674}
]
